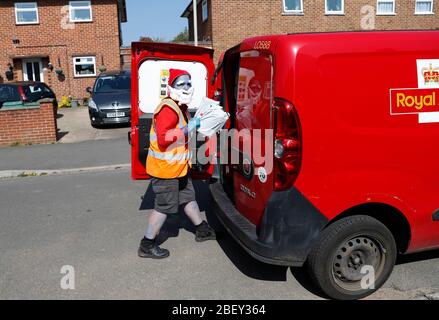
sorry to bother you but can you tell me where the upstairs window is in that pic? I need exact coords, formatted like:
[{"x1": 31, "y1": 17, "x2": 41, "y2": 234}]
[
  {"x1": 415, "y1": 0, "x2": 434, "y2": 14},
  {"x1": 283, "y1": 0, "x2": 304, "y2": 14},
  {"x1": 377, "y1": 0, "x2": 396, "y2": 15},
  {"x1": 15, "y1": 2, "x2": 39, "y2": 25},
  {"x1": 73, "y1": 56, "x2": 96, "y2": 77},
  {"x1": 202, "y1": 0, "x2": 208, "y2": 22},
  {"x1": 69, "y1": 1, "x2": 93, "y2": 22},
  {"x1": 325, "y1": 0, "x2": 344, "y2": 14}
]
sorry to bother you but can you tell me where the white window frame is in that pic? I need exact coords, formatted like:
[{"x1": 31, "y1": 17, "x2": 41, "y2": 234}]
[
  {"x1": 15, "y1": 2, "x2": 39, "y2": 25},
  {"x1": 283, "y1": 0, "x2": 304, "y2": 14},
  {"x1": 201, "y1": 0, "x2": 208, "y2": 22},
  {"x1": 73, "y1": 56, "x2": 96, "y2": 78},
  {"x1": 376, "y1": 0, "x2": 396, "y2": 15},
  {"x1": 22, "y1": 58, "x2": 44, "y2": 82},
  {"x1": 69, "y1": 1, "x2": 93, "y2": 23},
  {"x1": 415, "y1": 0, "x2": 434, "y2": 14},
  {"x1": 325, "y1": 0, "x2": 344, "y2": 15}
]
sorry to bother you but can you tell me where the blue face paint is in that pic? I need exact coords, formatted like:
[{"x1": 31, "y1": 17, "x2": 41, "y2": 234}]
[{"x1": 172, "y1": 75, "x2": 192, "y2": 91}]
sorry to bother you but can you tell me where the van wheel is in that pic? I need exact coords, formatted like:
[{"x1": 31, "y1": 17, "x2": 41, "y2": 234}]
[{"x1": 307, "y1": 215, "x2": 397, "y2": 300}]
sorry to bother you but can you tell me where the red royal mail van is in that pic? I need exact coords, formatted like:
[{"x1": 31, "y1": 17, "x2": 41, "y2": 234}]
[{"x1": 130, "y1": 31, "x2": 439, "y2": 300}]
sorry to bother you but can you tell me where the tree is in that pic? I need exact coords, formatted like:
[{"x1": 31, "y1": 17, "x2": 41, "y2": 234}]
[
  {"x1": 139, "y1": 36, "x2": 166, "y2": 43},
  {"x1": 172, "y1": 27, "x2": 189, "y2": 43},
  {"x1": 139, "y1": 36, "x2": 154, "y2": 42}
]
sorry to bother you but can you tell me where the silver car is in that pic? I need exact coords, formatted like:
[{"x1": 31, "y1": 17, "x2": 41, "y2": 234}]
[{"x1": 87, "y1": 70, "x2": 131, "y2": 127}]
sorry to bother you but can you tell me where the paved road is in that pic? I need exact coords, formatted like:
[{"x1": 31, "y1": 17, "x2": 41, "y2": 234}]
[
  {"x1": 1, "y1": 169, "x2": 439, "y2": 300},
  {"x1": 0, "y1": 138, "x2": 129, "y2": 171}
]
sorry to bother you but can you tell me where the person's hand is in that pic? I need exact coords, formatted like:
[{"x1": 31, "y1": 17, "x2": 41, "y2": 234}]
[{"x1": 188, "y1": 117, "x2": 200, "y2": 132}]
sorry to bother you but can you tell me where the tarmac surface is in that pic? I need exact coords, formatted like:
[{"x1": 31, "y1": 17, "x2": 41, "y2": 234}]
[{"x1": 1, "y1": 167, "x2": 439, "y2": 300}]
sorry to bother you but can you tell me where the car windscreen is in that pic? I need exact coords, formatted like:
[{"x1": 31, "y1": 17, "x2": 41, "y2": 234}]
[
  {"x1": 22, "y1": 84, "x2": 54, "y2": 102},
  {"x1": 0, "y1": 85, "x2": 21, "y2": 103},
  {"x1": 93, "y1": 75, "x2": 131, "y2": 93}
]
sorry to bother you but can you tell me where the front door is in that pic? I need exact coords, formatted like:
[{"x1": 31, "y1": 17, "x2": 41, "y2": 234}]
[{"x1": 22, "y1": 59, "x2": 44, "y2": 82}]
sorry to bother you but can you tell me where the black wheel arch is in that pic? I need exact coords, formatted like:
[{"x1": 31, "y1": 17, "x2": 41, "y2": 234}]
[{"x1": 326, "y1": 203, "x2": 411, "y2": 254}]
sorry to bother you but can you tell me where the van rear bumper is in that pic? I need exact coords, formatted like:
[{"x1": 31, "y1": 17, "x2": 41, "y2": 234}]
[{"x1": 209, "y1": 181, "x2": 329, "y2": 267}]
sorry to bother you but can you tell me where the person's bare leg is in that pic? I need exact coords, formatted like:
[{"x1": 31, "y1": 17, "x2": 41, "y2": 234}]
[
  {"x1": 183, "y1": 201, "x2": 203, "y2": 226},
  {"x1": 145, "y1": 210, "x2": 168, "y2": 240},
  {"x1": 139, "y1": 210, "x2": 170, "y2": 259}
]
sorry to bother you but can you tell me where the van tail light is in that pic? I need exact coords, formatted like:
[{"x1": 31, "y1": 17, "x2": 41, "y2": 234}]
[{"x1": 272, "y1": 98, "x2": 302, "y2": 191}]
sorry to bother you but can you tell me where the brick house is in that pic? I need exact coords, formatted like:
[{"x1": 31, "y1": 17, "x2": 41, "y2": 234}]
[
  {"x1": 0, "y1": 0, "x2": 127, "y2": 100},
  {"x1": 182, "y1": 0, "x2": 439, "y2": 61}
]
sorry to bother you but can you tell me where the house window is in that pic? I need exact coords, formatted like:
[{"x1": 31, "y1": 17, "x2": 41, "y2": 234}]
[
  {"x1": 69, "y1": 1, "x2": 93, "y2": 22},
  {"x1": 202, "y1": 0, "x2": 208, "y2": 22},
  {"x1": 283, "y1": 0, "x2": 303, "y2": 14},
  {"x1": 377, "y1": 0, "x2": 395, "y2": 15},
  {"x1": 73, "y1": 56, "x2": 96, "y2": 77},
  {"x1": 415, "y1": 0, "x2": 434, "y2": 14},
  {"x1": 15, "y1": 2, "x2": 39, "y2": 25},
  {"x1": 325, "y1": 0, "x2": 344, "y2": 14}
]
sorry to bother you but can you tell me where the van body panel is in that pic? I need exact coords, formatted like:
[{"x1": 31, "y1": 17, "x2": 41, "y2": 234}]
[
  {"x1": 273, "y1": 31, "x2": 439, "y2": 253},
  {"x1": 216, "y1": 31, "x2": 439, "y2": 263}
]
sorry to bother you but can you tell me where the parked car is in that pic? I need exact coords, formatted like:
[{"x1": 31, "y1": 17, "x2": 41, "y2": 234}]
[
  {"x1": 0, "y1": 82, "x2": 57, "y2": 110},
  {"x1": 87, "y1": 70, "x2": 131, "y2": 127},
  {"x1": 129, "y1": 32, "x2": 439, "y2": 300}
]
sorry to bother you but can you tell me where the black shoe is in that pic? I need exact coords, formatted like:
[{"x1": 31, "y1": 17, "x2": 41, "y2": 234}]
[
  {"x1": 138, "y1": 237, "x2": 170, "y2": 259},
  {"x1": 195, "y1": 221, "x2": 217, "y2": 242}
]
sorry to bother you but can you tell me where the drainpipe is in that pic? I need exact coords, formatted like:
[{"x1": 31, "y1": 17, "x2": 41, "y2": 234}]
[{"x1": 193, "y1": 0, "x2": 198, "y2": 46}]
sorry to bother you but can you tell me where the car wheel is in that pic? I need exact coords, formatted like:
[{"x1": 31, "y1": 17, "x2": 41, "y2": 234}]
[{"x1": 306, "y1": 215, "x2": 397, "y2": 300}]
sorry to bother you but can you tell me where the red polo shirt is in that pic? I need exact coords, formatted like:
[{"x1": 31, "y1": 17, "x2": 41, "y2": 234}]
[{"x1": 155, "y1": 104, "x2": 189, "y2": 151}]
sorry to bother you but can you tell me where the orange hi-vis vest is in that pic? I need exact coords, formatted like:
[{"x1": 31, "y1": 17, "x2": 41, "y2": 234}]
[{"x1": 146, "y1": 98, "x2": 190, "y2": 179}]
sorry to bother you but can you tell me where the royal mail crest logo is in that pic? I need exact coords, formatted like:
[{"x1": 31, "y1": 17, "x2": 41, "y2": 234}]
[
  {"x1": 422, "y1": 63, "x2": 439, "y2": 85},
  {"x1": 417, "y1": 59, "x2": 439, "y2": 89}
]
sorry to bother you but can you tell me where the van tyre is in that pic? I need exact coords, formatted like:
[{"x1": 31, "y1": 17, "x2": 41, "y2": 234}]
[{"x1": 306, "y1": 215, "x2": 397, "y2": 300}]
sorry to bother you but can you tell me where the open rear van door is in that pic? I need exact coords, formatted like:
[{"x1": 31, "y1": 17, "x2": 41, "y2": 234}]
[{"x1": 130, "y1": 42, "x2": 215, "y2": 180}]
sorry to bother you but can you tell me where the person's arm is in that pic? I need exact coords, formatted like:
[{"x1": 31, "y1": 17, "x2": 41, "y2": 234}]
[{"x1": 154, "y1": 106, "x2": 182, "y2": 151}]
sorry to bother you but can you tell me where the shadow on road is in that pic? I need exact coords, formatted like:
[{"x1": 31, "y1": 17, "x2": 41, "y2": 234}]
[
  {"x1": 56, "y1": 130, "x2": 69, "y2": 141},
  {"x1": 198, "y1": 180, "x2": 328, "y2": 298},
  {"x1": 197, "y1": 180, "x2": 298, "y2": 283},
  {"x1": 138, "y1": 180, "x2": 291, "y2": 282},
  {"x1": 396, "y1": 248, "x2": 439, "y2": 265},
  {"x1": 93, "y1": 123, "x2": 131, "y2": 130},
  {"x1": 139, "y1": 182, "x2": 198, "y2": 243},
  {"x1": 137, "y1": 179, "x2": 328, "y2": 298}
]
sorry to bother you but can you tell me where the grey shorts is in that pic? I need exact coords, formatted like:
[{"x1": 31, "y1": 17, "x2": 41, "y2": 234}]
[{"x1": 150, "y1": 176, "x2": 196, "y2": 215}]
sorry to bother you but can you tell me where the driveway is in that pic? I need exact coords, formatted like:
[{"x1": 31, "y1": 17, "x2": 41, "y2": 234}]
[{"x1": 56, "y1": 107, "x2": 130, "y2": 143}]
